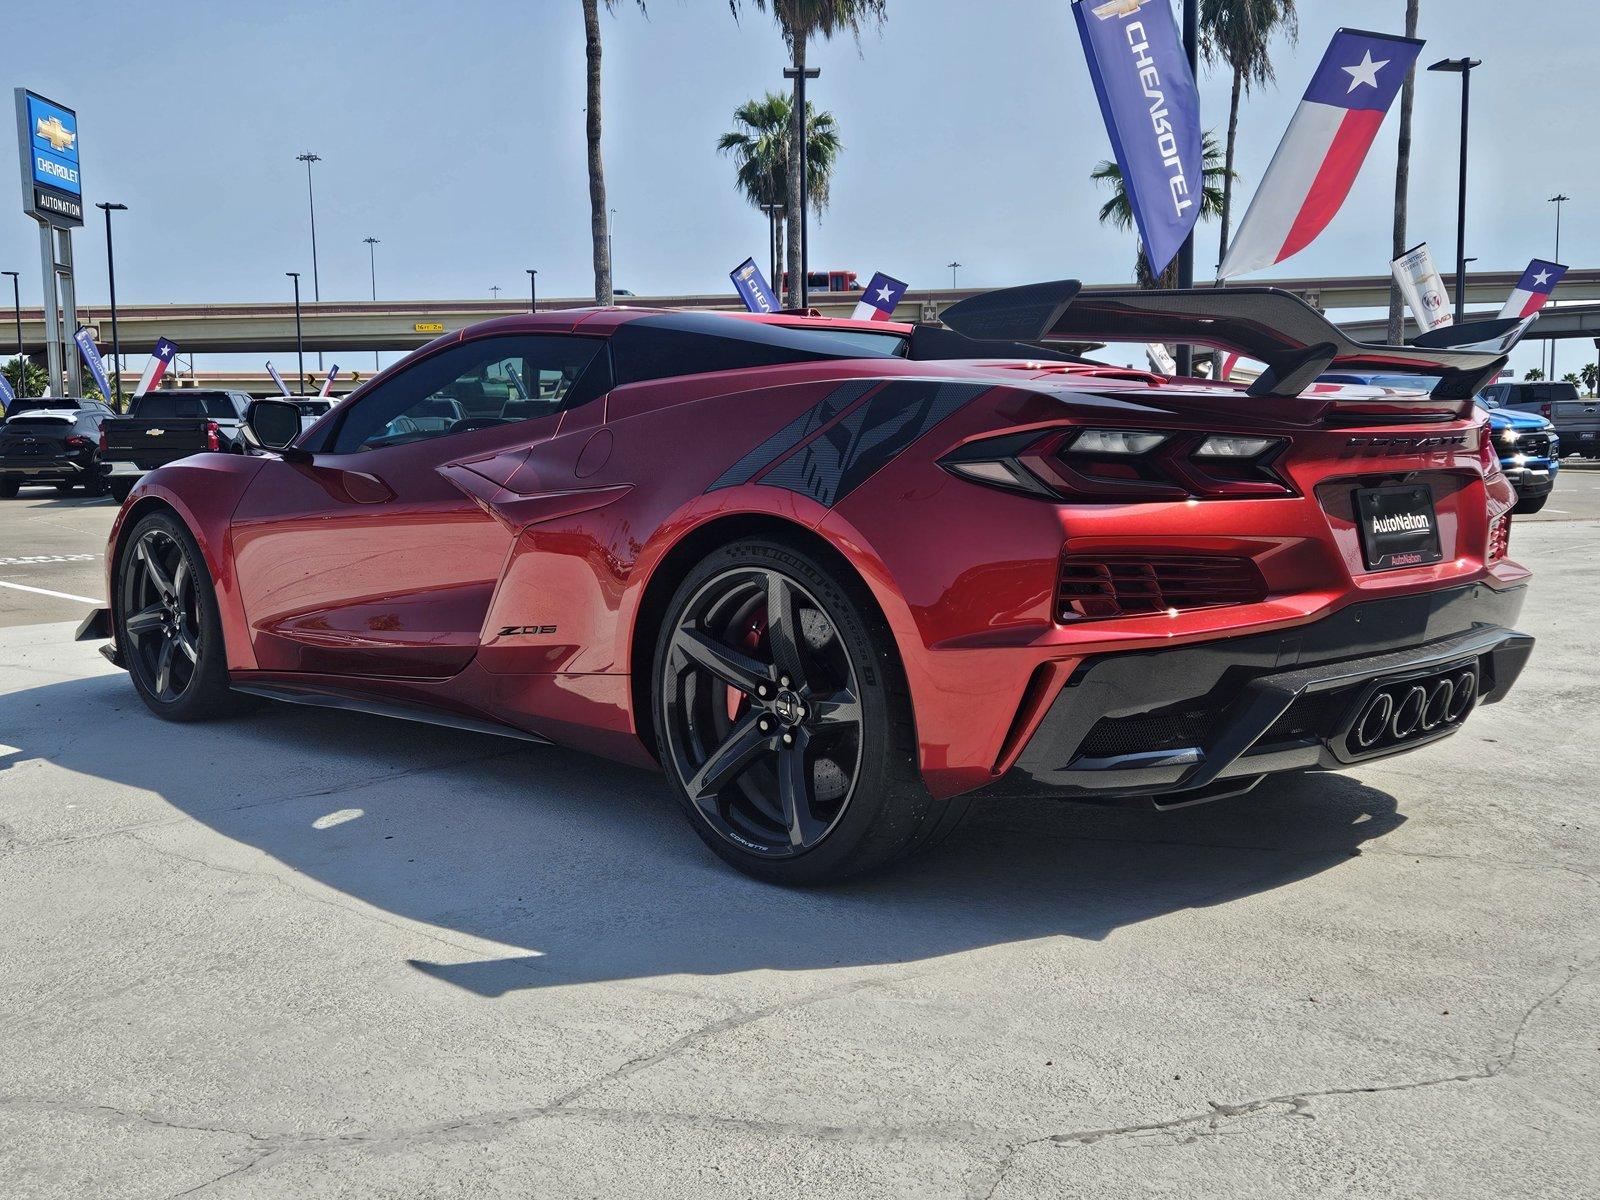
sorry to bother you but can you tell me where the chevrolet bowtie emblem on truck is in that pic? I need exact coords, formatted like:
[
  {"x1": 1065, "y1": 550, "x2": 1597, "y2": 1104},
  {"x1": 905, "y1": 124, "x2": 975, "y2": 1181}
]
[
  {"x1": 145, "y1": 428, "x2": 166, "y2": 437},
  {"x1": 1091, "y1": 0, "x2": 1154, "y2": 17},
  {"x1": 36, "y1": 116, "x2": 76, "y2": 153}
]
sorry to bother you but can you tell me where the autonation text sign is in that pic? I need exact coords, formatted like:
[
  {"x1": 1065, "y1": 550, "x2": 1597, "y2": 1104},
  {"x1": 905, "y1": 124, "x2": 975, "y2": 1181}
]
[{"x1": 15, "y1": 89, "x2": 83, "y2": 227}]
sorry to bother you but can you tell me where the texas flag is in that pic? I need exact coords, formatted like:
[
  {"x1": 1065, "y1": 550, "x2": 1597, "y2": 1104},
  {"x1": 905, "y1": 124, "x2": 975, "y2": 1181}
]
[
  {"x1": 132, "y1": 337, "x2": 179, "y2": 398},
  {"x1": 1220, "y1": 29, "x2": 1423, "y2": 280},
  {"x1": 851, "y1": 272, "x2": 908, "y2": 322},
  {"x1": 1497, "y1": 259, "x2": 1568, "y2": 320}
]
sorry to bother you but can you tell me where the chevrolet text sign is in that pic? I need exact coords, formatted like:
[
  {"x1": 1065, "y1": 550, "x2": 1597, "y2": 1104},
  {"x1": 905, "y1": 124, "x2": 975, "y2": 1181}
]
[
  {"x1": 1072, "y1": 0, "x2": 1201, "y2": 276},
  {"x1": 15, "y1": 89, "x2": 83, "y2": 227}
]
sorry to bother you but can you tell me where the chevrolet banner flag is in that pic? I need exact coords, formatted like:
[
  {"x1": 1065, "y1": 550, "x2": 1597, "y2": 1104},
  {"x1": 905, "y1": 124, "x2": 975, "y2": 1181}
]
[
  {"x1": 730, "y1": 257, "x2": 780, "y2": 314},
  {"x1": 265, "y1": 361, "x2": 291, "y2": 396},
  {"x1": 74, "y1": 327, "x2": 114, "y2": 400},
  {"x1": 1073, "y1": 0, "x2": 1203, "y2": 277},
  {"x1": 319, "y1": 365, "x2": 340, "y2": 399}
]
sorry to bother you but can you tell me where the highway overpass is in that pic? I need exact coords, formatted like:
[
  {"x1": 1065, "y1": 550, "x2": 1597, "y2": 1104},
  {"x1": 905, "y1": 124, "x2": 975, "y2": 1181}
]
[{"x1": 10, "y1": 269, "x2": 1597, "y2": 359}]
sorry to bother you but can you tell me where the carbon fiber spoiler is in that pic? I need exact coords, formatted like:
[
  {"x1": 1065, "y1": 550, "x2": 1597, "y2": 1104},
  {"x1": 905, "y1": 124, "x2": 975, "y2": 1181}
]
[{"x1": 939, "y1": 281, "x2": 1508, "y2": 402}]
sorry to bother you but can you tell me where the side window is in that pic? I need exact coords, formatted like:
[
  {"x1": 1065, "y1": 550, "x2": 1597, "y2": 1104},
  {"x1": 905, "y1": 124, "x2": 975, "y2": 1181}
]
[{"x1": 328, "y1": 334, "x2": 607, "y2": 455}]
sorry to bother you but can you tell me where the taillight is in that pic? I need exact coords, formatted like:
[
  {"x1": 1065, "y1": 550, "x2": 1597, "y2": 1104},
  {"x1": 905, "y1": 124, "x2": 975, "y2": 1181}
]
[
  {"x1": 205, "y1": 420, "x2": 220, "y2": 452},
  {"x1": 64, "y1": 434, "x2": 92, "y2": 450},
  {"x1": 1487, "y1": 512, "x2": 1511, "y2": 564},
  {"x1": 941, "y1": 427, "x2": 1292, "y2": 501},
  {"x1": 98, "y1": 429, "x2": 108, "y2": 452},
  {"x1": 1539, "y1": 403, "x2": 1552, "y2": 418},
  {"x1": 1477, "y1": 425, "x2": 1501, "y2": 475}
]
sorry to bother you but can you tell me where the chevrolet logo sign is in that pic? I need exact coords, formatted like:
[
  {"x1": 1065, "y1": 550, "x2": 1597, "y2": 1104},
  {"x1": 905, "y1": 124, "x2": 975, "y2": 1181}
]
[
  {"x1": 36, "y1": 116, "x2": 76, "y2": 153},
  {"x1": 145, "y1": 428, "x2": 166, "y2": 437},
  {"x1": 1091, "y1": 0, "x2": 1154, "y2": 17}
]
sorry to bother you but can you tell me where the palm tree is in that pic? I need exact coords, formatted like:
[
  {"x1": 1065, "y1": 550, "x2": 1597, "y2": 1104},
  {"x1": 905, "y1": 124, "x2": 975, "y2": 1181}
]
[
  {"x1": 2, "y1": 356, "x2": 46, "y2": 402},
  {"x1": 1201, "y1": 0, "x2": 1298, "y2": 275},
  {"x1": 1386, "y1": 0, "x2": 1421, "y2": 344},
  {"x1": 739, "y1": 1, "x2": 886, "y2": 306},
  {"x1": 1093, "y1": 134, "x2": 1233, "y2": 289},
  {"x1": 583, "y1": 0, "x2": 647, "y2": 306},
  {"x1": 1523, "y1": 368, "x2": 1545, "y2": 382},
  {"x1": 717, "y1": 91, "x2": 842, "y2": 284}
]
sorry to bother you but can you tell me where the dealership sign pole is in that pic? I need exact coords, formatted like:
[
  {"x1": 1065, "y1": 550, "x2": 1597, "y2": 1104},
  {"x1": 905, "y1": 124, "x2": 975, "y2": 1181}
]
[{"x1": 15, "y1": 89, "x2": 85, "y2": 398}]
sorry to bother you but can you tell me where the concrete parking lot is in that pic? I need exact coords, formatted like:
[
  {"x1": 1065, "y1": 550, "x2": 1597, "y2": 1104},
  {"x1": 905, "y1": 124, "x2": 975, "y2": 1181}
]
[{"x1": 1, "y1": 473, "x2": 1597, "y2": 1198}]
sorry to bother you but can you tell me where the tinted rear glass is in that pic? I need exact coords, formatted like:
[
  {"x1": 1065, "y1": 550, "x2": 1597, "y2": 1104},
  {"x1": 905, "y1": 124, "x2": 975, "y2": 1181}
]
[
  {"x1": 5, "y1": 398, "x2": 87, "y2": 415},
  {"x1": 131, "y1": 394, "x2": 233, "y2": 419},
  {"x1": 610, "y1": 313, "x2": 903, "y2": 387}
]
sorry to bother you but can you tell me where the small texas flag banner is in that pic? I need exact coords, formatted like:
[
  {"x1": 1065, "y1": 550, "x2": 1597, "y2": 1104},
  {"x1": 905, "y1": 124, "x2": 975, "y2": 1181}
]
[
  {"x1": 132, "y1": 337, "x2": 179, "y2": 397},
  {"x1": 319, "y1": 365, "x2": 340, "y2": 399},
  {"x1": 851, "y1": 272, "x2": 908, "y2": 322},
  {"x1": 1220, "y1": 29, "x2": 1423, "y2": 280},
  {"x1": 1497, "y1": 259, "x2": 1568, "y2": 320}
]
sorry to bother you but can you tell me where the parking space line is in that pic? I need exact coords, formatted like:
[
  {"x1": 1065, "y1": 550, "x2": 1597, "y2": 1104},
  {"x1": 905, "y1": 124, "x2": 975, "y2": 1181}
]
[{"x1": 0, "y1": 581, "x2": 102, "y2": 605}]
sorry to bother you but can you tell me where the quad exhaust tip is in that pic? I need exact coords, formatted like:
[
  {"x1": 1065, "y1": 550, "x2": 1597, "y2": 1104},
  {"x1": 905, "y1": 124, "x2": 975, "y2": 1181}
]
[{"x1": 1350, "y1": 666, "x2": 1479, "y2": 753}]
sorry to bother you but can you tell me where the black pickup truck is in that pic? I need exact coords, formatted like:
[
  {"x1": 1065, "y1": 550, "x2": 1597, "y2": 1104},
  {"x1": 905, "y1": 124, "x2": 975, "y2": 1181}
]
[{"x1": 99, "y1": 389, "x2": 255, "y2": 501}]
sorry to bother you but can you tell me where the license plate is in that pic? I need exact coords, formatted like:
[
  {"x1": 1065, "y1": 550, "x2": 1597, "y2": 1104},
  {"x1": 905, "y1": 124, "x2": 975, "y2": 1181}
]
[{"x1": 1354, "y1": 484, "x2": 1442, "y2": 571}]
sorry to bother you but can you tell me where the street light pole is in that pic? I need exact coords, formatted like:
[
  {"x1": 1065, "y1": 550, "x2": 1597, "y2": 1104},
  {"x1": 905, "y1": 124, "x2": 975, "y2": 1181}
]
[
  {"x1": 761, "y1": 202, "x2": 783, "y2": 288},
  {"x1": 1429, "y1": 57, "x2": 1482, "y2": 324},
  {"x1": 1175, "y1": 0, "x2": 1198, "y2": 376},
  {"x1": 363, "y1": 237, "x2": 380, "y2": 372},
  {"x1": 783, "y1": 63, "x2": 821, "y2": 310},
  {"x1": 1548, "y1": 193, "x2": 1569, "y2": 378},
  {"x1": 286, "y1": 271, "x2": 304, "y2": 391},
  {"x1": 526, "y1": 268, "x2": 538, "y2": 314},
  {"x1": 95, "y1": 202, "x2": 128, "y2": 407},
  {"x1": 296, "y1": 152, "x2": 323, "y2": 370},
  {"x1": 3, "y1": 271, "x2": 21, "y2": 398},
  {"x1": 947, "y1": 261, "x2": 961, "y2": 290},
  {"x1": 490, "y1": 285, "x2": 502, "y2": 301}
]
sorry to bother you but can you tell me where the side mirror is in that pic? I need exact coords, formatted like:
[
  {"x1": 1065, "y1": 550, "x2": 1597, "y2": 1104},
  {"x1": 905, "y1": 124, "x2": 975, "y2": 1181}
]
[{"x1": 244, "y1": 399, "x2": 310, "y2": 461}]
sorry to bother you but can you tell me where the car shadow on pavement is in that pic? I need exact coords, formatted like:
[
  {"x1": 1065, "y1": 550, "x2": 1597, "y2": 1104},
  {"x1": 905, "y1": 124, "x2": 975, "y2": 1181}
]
[{"x1": 3, "y1": 671, "x2": 1406, "y2": 997}]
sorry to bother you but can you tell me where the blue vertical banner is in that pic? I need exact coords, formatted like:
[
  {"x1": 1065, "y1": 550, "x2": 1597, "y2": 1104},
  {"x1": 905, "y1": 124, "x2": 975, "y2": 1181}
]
[
  {"x1": 730, "y1": 257, "x2": 780, "y2": 314},
  {"x1": 73, "y1": 327, "x2": 113, "y2": 400},
  {"x1": 1073, "y1": 0, "x2": 1203, "y2": 277},
  {"x1": 0, "y1": 370, "x2": 15, "y2": 410}
]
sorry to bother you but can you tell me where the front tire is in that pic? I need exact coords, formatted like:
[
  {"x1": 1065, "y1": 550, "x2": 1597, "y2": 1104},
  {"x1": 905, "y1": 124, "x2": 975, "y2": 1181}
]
[
  {"x1": 1512, "y1": 493, "x2": 1549, "y2": 515},
  {"x1": 652, "y1": 537, "x2": 955, "y2": 884},
  {"x1": 115, "y1": 510, "x2": 238, "y2": 721}
]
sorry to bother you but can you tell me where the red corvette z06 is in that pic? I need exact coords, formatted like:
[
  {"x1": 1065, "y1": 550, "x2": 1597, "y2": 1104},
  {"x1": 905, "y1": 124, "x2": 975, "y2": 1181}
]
[{"x1": 79, "y1": 283, "x2": 1534, "y2": 883}]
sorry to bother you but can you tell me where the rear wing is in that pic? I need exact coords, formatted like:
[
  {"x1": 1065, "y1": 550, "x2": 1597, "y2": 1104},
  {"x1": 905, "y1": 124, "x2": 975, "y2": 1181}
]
[{"x1": 938, "y1": 281, "x2": 1509, "y2": 402}]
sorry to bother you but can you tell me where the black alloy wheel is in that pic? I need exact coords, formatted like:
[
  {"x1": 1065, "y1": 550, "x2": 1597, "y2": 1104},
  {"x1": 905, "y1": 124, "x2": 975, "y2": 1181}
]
[
  {"x1": 116, "y1": 511, "x2": 237, "y2": 720},
  {"x1": 654, "y1": 538, "x2": 961, "y2": 884}
]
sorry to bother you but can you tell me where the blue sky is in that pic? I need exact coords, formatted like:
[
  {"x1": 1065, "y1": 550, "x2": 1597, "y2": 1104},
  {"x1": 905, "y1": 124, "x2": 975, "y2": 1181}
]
[{"x1": 3, "y1": 0, "x2": 1594, "y2": 375}]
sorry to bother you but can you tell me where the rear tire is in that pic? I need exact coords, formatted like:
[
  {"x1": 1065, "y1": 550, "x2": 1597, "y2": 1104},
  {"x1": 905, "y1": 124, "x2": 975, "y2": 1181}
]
[
  {"x1": 1512, "y1": 494, "x2": 1548, "y2": 515},
  {"x1": 108, "y1": 479, "x2": 134, "y2": 504},
  {"x1": 652, "y1": 537, "x2": 956, "y2": 885},
  {"x1": 54, "y1": 480, "x2": 76, "y2": 495},
  {"x1": 0, "y1": 477, "x2": 21, "y2": 498},
  {"x1": 115, "y1": 510, "x2": 239, "y2": 722},
  {"x1": 82, "y1": 468, "x2": 109, "y2": 497}
]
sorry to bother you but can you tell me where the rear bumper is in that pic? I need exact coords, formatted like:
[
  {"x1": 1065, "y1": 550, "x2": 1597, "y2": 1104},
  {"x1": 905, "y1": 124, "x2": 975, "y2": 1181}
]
[
  {"x1": 979, "y1": 583, "x2": 1531, "y2": 808},
  {"x1": 1, "y1": 456, "x2": 94, "y2": 478},
  {"x1": 106, "y1": 460, "x2": 147, "y2": 479}
]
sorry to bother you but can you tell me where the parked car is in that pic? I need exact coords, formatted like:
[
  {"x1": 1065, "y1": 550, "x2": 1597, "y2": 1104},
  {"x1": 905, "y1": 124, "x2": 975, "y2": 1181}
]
[
  {"x1": 1479, "y1": 380, "x2": 1599, "y2": 460},
  {"x1": 78, "y1": 284, "x2": 1534, "y2": 883},
  {"x1": 99, "y1": 390, "x2": 254, "y2": 502},
  {"x1": 1321, "y1": 372, "x2": 1559, "y2": 514},
  {"x1": 0, "y1": 396, "x2": 116, "y2": 497}
]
